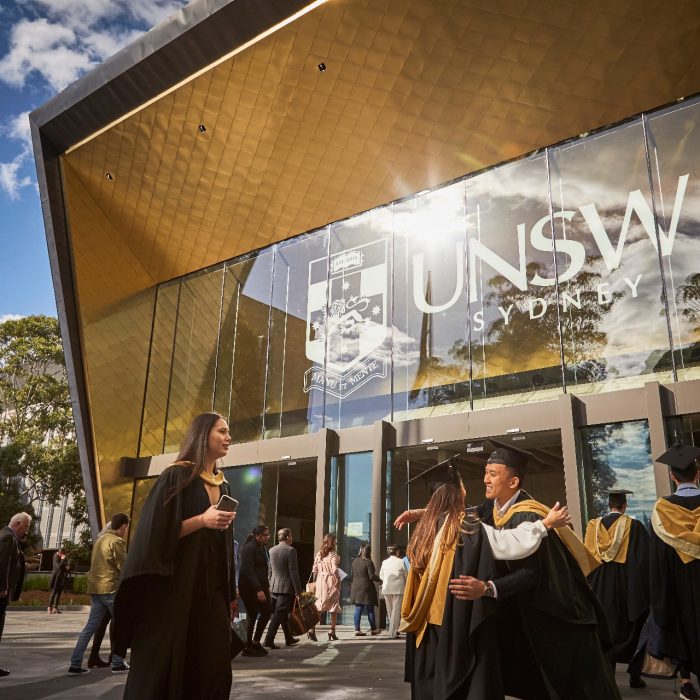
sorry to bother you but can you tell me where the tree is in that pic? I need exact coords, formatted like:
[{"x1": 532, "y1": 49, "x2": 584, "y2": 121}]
[{"x1": 0, "y1": 316, "x2": 86, "y2": 533}]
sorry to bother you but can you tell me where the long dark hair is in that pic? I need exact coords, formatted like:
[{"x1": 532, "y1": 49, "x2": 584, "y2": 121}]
[
  {"x1": 319, "y1": 533, "x2": 336, "y2": 558},
  {"x1": 357, "y1": 543, "x2": 371, "y2": 559},
  {"x1": 406, "y1": 479, "x2": 464, "y2": 575},
  {"x1": 165, "y1": 412, "x2": 225, "y2": 503},
  {"x1": 245, "y1": 525, "x2": 269, "y2": 544}
]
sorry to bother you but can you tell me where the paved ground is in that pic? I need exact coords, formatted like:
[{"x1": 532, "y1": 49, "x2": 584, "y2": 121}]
[{"x1": 0, "y1": 609, "x2": 686, "y2": 699}]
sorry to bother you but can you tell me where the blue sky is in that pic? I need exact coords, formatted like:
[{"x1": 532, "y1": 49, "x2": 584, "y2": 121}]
[{"x1": 0, "y1": 0, "x2": 188, "y2": 322}]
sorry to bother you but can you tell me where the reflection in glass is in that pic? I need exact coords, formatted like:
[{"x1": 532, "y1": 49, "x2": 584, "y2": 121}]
[
  {"x1": 393, "y1": 183, "x2": 470, "y2": 420},
  {"x1": 129, "y1": 478, "x2": 157, "y2": 544},
  {"x1": 666, "y1": 413, "x2": 700, "y2": 450},
  {"x1": 577, "y1": 420, "x2": 655, "y2": 526},
  {"x1": 164, "y1": 267, "x2": 225, "y2": 452},
  {"x1": 265, "y1": 230, "x2": 328, "y2": 438},
  {"x1": 221, "y1": 465, "x2": 263, "y2": 545},
  {"x1": 329, "y1": 453, "x2": 373, "y2": 620},
  {"x1": 550, "y1": 121, "x2": 671, "y2": 392},
  {"x1": 646, "y1": 101, "x2": 700, "y2": 380},
  {"x1": 324, "y1": 211, "x2": 393, "y2": 430},
  {"x1": 466, "y1": 155, "x2": 564, "y2": 407}
]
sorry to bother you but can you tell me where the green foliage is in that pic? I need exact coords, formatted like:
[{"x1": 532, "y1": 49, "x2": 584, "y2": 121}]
[
  {"x1": 71, "y1": 575, "x2": 88, "y2": 594},
  {"x1": 23, "y1": 574, "x2": 51, "y2": 591},
  {"x1": 62, "y1": 534, "x2": 93, "y2": 567},
  {"x1": 0, "y1": 315, "x2": 85, "y2": 530}
]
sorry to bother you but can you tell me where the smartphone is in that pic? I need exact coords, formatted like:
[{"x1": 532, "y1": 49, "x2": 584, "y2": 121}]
[{"x1": 216, "y1": 494, "x2": 239, "y2": 512}]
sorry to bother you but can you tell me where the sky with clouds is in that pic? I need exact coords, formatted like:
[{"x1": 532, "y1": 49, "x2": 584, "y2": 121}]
[{"x1": 0, "y1": 0, "x2": 188, "y2": 322}]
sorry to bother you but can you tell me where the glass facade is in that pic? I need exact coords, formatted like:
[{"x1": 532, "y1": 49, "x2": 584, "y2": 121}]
[{"x1": 136, "y1": 97, "x2": 700, "y2": 451}]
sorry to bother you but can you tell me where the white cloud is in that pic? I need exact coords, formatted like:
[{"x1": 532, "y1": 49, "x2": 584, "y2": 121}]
[
  {"x1": 0, "y1": 152, "x2": 32, "y2": 200},
  {"x1": 0, "y1": 314, "x2": 25, "y2": 323}
]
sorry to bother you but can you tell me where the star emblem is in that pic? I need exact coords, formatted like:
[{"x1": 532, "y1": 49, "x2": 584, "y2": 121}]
[
  {"x1": 342, "y1": 280, "x2": 350, "y2": 291},
  {"x1": 372, "y1": 305, "x2": 381, "y2": 316}
]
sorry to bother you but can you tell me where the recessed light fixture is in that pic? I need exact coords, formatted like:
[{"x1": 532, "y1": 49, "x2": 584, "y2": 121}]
[
  {"x1": 421, "y1": 438, "x2": 434, "y2": 444},
  {"x1": 281, "y1": 455, "x2": 291, "y2": 460},
  {"x1": 105, "y1": 172, "x2": 114, "y2": 181},
  {"x1": 198, "y1": 124, "x2": 207, "y2": 133},
  {"x1": 505, "y1": 428, "x2": 521, "y2": 434},
  {"x1": 288, "y1": 461, "x2": 297, "y2": 466},
  {"x1": 317, "y1": 62, "x2": 326, "y2": 72},
  {"x1": 426, "y1": 446, "x2": 439, "y2": 451}
]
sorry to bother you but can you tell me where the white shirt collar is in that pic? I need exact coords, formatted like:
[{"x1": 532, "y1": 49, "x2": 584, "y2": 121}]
[{"x1": 495, "y1": 490, "x2": 521, "y2": 517}]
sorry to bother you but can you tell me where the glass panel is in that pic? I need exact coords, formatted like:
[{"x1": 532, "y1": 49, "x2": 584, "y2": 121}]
[
  {"x1": 129, "y1": 478, "x2": 158, "y2": 544},
  {"x1": 666, "y1": 412, "x2": 700, "y2": 448},
  {"x1": 330, "y1": 452, "x2": 373, "y2": 619},
  {"x1": 140, "y1": 282, "x2": 179, "y2": 456},
  {"x1": 392, "y1": 182, "x2": 470, "y2": 421},
  {"x1": 550, "y1": 120, "x2": 671, "y2": 393},
  {"x1": 646, "y1": 99, "x2": 700, "y2": 380},
  {"x1": 577, "y1": 420, "x2": 655, "y2": 526},
  {"x1": 466, "y1": 155, "x2": 564, "y2": 408},
  {"x1": 221, "y1": 465, "x2": 263, "y2": 545},
  {"x1": 324, "y1": 209, "x2": 393, "y2": 430},
  {"x1": 217, "y1": 253, "x2": 273, "y2": 443},
  {"x1": 164, "y1": 267, "x2": 225, "y2": 451},
  {"x1": 265, "y1": 230, "x2": 328, "y2": 438}
]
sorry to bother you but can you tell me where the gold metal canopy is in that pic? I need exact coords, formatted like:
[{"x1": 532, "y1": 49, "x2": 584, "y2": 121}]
[{"x1": 41, "y1": 0, "x2": 700, "y2": 524}]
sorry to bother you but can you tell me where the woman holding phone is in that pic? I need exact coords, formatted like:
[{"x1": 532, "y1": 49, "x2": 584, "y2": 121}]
[{"x1": 114, "y1": 412, "x2": 237, "y2": 699}]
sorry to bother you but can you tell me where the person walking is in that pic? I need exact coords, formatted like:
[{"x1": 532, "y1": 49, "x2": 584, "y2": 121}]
[
  {"x1": 113, "y1": 412, "x2": 237, "y2": 699},
  {"x1": 0, "y1": 512, "x2": 31, "y2": 677},
  {"x1": 350, "y1": 544, "x2": 382, "y2": 636},
  {"x1": 67, "y1": 512, "x2": 130, "y2": 676},
  {"x1": 309, "y1": 533, "x2": 341, "y2": 642},
  {"x1": 263, "y1": 528, "x2": 302, "y2": 649},
  {"x1": 48, "y1": 548, "x2": 69, "y2": 614},
  {"x1": 379, "y1": 544, "x2": 406, "y2": 639},
  {"x1": 238, "y1": 525, "x2": 272, "y2": 656}
]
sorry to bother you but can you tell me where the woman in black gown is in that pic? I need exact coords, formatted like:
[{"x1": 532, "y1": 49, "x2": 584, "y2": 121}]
[{"x1": 114, "y1": 412, "x2": 237, "y2": 699}]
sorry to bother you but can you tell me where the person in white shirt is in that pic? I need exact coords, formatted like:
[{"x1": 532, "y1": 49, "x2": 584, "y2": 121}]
[{"x1": 379, "y1": 545, "x2": 407, "y2": 639}]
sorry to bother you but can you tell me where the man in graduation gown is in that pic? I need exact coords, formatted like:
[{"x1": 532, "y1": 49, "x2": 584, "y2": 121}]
[
  {"x1": 649, "y1": 444, "x2": 700, "y2": 700},
  {"x1": 449, "y1": 445, "x2": 620, "y2": 700},
  {"x1": 584, "y1": 489, "x2": 650, "y2": 689}
]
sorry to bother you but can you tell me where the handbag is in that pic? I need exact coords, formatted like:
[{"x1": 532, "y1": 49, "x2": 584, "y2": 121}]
[
  {"x1": 230, "y1": 618, "x2": 247, "y2": 659},
  {"x1": 306, "y1": 571, "x2": 316, "y2": 595},
  {"x1": 288, "y1": 594, "x2": 321, "y2": 637}
]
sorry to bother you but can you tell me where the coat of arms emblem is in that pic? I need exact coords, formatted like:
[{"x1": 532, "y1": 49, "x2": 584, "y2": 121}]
[{"x1": 305, "y1": 239, "x2": 388, "y2": 398}]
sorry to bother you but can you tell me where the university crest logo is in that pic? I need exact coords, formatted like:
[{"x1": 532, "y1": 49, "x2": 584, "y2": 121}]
[{"x1": 305, "y1": 239, "x2": 388, "y2": 399}]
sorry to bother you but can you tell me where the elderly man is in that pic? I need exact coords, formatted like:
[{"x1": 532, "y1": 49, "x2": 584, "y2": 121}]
[
  {"x1": 67, "y1": 512, "x2": 130, "y2": 676},
  {"x1": 0, "y1": 512, "x2": 31, "y2": 677}
]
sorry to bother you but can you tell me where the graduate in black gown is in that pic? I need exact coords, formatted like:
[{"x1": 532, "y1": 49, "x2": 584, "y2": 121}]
[
  {"x1": 649, "y1": 443, "x2": 700, "y2": 700},
  {"x1": 449, "y1": 445, "x2": 620, "y2": 700},
  {"x1": 114, "y1": 412, "x2": 237, "y2": 700},
  {"x1": 584, "y1": 489, "x2": 650, "y2": 689},
  {"x1": 398, "y1": 457, "x2": 569, "y2": 700}
]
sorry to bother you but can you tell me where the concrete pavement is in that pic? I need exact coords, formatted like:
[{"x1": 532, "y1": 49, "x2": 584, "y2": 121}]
[{"x1": 0, "y1": 609, "x2": 684, "y2": 699}]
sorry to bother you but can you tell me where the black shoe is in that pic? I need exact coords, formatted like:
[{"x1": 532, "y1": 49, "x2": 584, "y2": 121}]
[
  {"x1": 88, "y1": 657, "x2": 110, "y2": 668},
  {"x1": 0, "y1": 668, "x2": 9, "y2": 677},
  {"x1": 285, "y1": 637, "x2": 300, "y2": 646},
  {"x1": 241, "y1": 645, "x2": 265, "y2": 657},
  {"x1": 67, "y1": 667, "x2": 90, "y2": 676},
  {"x1": 263, "y1": 641, "x2": 278, "y2": 650},
  {"x1": 307, "y1": 631, "x2": 318, "y2": 641},
  {"x1": 681, "y1": 683, "x2": 700, "y2": 700},
  {"x1": 252, "y1": 641, "x2": 268, "y2": 655},
  {"x1": 629, "y1": 675, "x2": 646, "y2": 689},
  {"x1": 111, "y1": 663, "x2": 129, "y2": 674}
]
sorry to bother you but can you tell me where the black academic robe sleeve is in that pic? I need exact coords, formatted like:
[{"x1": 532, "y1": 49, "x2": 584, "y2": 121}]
[{"x1": 626, "y1": 519, "x2": 650, "y2": 622}]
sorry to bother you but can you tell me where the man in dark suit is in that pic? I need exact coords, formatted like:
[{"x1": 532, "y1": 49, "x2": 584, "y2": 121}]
[
  {"x1": 0, "y1": 512, "x2": 31, "y2": 677},
  {"x1": 263, "y1": 527, "x2": 302, "y2": 649}
]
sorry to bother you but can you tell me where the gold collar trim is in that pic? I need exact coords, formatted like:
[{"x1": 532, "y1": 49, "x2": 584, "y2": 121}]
[{"x1": 199, "y1": 469, "x2": 225, "y2": 486}]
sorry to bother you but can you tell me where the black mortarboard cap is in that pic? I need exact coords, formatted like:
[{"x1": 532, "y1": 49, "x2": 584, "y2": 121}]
[
  {"x1": 655, "y1": 444, "x2": 700, "y2": 472},
  {"x1": 606, "y1": 489, "x2": 634, "y2": 495},
  {"x1": 407, "y1": 454, "x2": 463, "y2": 493},
  {"x1": 485, "y1": 439, "x2": 534, "y2": 470}
]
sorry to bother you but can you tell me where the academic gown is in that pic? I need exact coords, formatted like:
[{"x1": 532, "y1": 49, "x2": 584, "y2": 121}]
[
  {"x1": 113, "y1": 464, "x2": 236, "y2": 700},
  {"x1": 649, "y1": 492, "x2": 700, "y2": 678},
  {"x1": 586, "y1": 514, "x2": 649, "y2": 663},
  {"x1": 404, "y1": 522, "x2": 503, "y2": 700},
  {"x1": 489, "y1": 492, "x2": 621, "y2": 700}
]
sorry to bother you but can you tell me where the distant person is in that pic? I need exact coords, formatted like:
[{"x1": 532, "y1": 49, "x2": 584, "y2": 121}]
[
  {"x1": 114, "y1": 412, "x2": 237, "y2": 699},
  {"x1": 379, "y1": 544, "x2": 406, "y2": 639},
  {"x1": 349, "y1": 544, "x2": 382, "y2": 636},
  {"x1": 67, "y1": 512, "x2": 130, "y2": 676},
  {"x1": 263, "y1": 528, "x2": 302, "y2": 649},
  {"x1": 0, "y1": 512, "x2": 31, "y2": 677},
  {"x1": 309, "y1": 533, "x2": 341, "y2": 642},
  {"x1": 48, "y1": 548, "x2": 70, "y2": 614},
  {"x1": 584, "y1": 489, "x2": 650, "y2": 689},
  {"x1": 238, "y1": 525, "x2": 272, "y2": 656},
  {"x1": 648, "y1": 444, "x2": 700, "y2": 700}
]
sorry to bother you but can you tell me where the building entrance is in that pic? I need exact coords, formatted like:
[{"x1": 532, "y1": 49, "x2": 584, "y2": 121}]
[{"x1": 386, "y1": 430, "x2": 565, "y2": 550}]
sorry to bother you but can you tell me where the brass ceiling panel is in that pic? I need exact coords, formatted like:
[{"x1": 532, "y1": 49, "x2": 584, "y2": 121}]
[{"x1": 63, "y1": 0, "x2": 700, "y2": 295}]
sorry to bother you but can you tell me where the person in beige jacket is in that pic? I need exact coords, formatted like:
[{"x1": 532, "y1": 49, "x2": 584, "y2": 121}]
[
  {"x1": 67, "y1": 513, "x2": 130, "y2": 676},
  {"x1": 379, "y1": 545, "x2": 407, "y2": 639}
]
